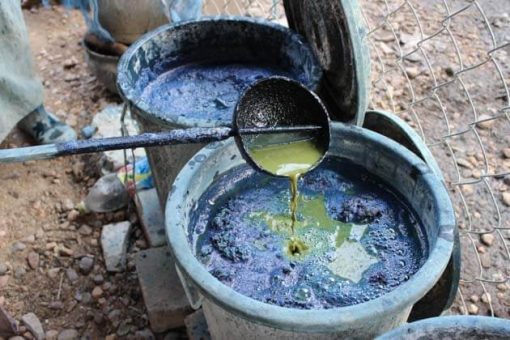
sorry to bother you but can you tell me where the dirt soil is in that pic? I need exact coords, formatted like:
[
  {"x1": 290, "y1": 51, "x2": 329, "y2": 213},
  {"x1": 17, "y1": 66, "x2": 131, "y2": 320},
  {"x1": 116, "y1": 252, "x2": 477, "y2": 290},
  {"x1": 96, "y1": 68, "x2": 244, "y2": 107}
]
[{"x1": 0, "y1": 6, "x2": 162, "y2": 339}]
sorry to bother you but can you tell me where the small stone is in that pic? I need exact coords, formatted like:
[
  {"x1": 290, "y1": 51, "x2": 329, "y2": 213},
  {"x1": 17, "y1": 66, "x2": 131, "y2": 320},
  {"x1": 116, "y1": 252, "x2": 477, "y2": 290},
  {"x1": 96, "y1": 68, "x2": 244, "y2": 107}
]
[
  {"x1": 21, "y1": 313, "x2": 45, "y2": 340},
  {"x1": 476, "y1": 114, "x2": 494, "y2": 129},
  {"x1": 66, "y1": 268, "x2": 79, "y2": 283},
  {"x1": 406, "y1": 66, "x2": 420, "y2": 79},
  {"x1": 502, "y1": 192, "x2": 510, "y2": 207},
  {"x1": 134, "y1": 328, "x2": 155, "y2": 339},
  {"x1": 67, "y1": 210, "x2": 80, "y2": 221},
  {"x1": 480, "y1": 253, "x2": 491, "y2": 268},
  {"x1": 22, "y1": 235, "x2": 36, "y2": 244},
  {"x1": 46, "y1": 330, "x2": 59, "y2": 340},
  {"x1": 63, "y1": 57, "x2": 78, "y2": 69},
  {"x1": 78, "y1": 225, "x2": 93, "y2": 236},
  {"x1": 481, "y1": 293, "x2": 492, "y2": 304},
  {"x1": 105, "y1": 335, "x2": 116, "y2": 340},
  {"x1": 497, "y1": 283, "x2": 508, "y2": 291},
  {"x1": 11, "y1": 241, "x2": 26, "y2": 252},
  {"x1": 456, "y1": 158, "x2": 474, "y2": 169},
  {"x1": 48, "y1": 301, "x2": 63, "y2": 310},
  {"x1": 0, "y1": 275, "x2": 9, "y2": 289},
  {"x1": 79, "y1": 256, "x2": 94, "y2": 274},
  {"x1": 470, "y1": 295, "x2": 479, "y2": 303},
  {"x1": 80, "y1": 125, "x2": 97, "y2": 139},
  {"x1": 0, "y1": 262, "x2": 8, "y2": 275},
  {"x1": 184, "y1": 309, "x2": 210, "y2": 340},
  {"x1": 467, "y1": 303, "x2": 479, "y2": 314},
  {"x1": 101, "y1": 221, "x2": 132, "y2": 272},
  {"x1": 47, "y1": 268, "x2": 60, "y2": 279},
  {"x1": 477, "y1": 245, "x2": 486, "y2": 254},
  {"x1": 481, "y1": 233, "x2": 495, "y2": 246},
  {"x1": 92, "y1": 286, "x2": 103, "y2": 299},
  {"x1": 46, "y1": 242, "x2": 57, "y2": 250},
  {"x1": 14, "y1": 266, "x2": 26, "y2": 279},
  {"x1": 27, "y1": 252, "x2": 40, "y2": 270},
  {"x1": 62, "y1": 199, "x2": 74, "y2": 211},
  {"x1": 57, "y1": 329, "x2": 79, "y2": 340},
  {"x1": 81, "y1": 292, "x2": 92, "y2": 304},
  {"x1": 58, "y1": 246, "x2": 74, "y2": 257},
  {"x1": 503, "y1": 148, "x2": 510, "y2": 159},
  {"x1": 35, "y1": 229, "x2": 44, "y2": 239},
  {"x1": 93, "y1": 274, "x2": 104, "y2": 285}
]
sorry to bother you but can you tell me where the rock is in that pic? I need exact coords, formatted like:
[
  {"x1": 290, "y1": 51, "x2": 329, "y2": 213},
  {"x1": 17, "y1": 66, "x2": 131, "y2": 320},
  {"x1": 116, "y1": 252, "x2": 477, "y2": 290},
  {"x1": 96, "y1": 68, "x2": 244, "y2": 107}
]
[
  {"x1": 0, "y1": 306, "x2": 18, "y2": 337},
  {"x1": 79, "y1": 257, "x2": 94, "y2": 275},
  {"x1": 184, "y1": 309, "x2": 210, "y2": 340},
  {"x1": 58, "y1": 246, "x2": 74, "y2": 257},
  {"x1": 502, "y1": 192, "x2": 510, "y2": 207},
  {"x1": 105, "y1": 335, "x2": 116, "y2": 340},
  {"x1": 78, "y1": 225, "x2": 92, "y2": 236},
  {"x1": 0, "y1": 276, "x2": 8, "y2": 289},
  {"x1": 467, "y1": 303, "x2": 479, "y2": 314},
  {"x1": 63, "y1": 57, "x2": 78, "y2": 69},
  {"x1": 21, "y1": 313, "x2": 44, "y2": 340},
  {"x1": 135, "y1": 188, "x2": 166, "y2": 247},
  {"x1": 456, "y1": 158, "x2": 473, "y2": 169},
  {"x1": 14, "y1": 266, "x2": 26, "y2": 279},
  {"x1": 134, "y1": 328, "x2": 155, "y2": 340},
  {"x1": 57, "y1": 329, "x2": 79, "y2": 340},
  {"x1": 0, "y1": 263, "x2": 7, "y2": 276},
  {"x1": 62, "y1": 199, "x2": 74, "y2": 211},
  {"x1": 67, "y1": 210, "x2": 80, "y2": 222},
  {"x1": 80, "y1": 125, "x2": 97, "y2": 139},
  {"x1": 47, "y1": 268, "x2": 60, "y2": 279},
  {"x1": 503, "y1": 148, "x2": 510, "y2": 159},
  {"x1": 46, "y1": 242, "x2": 57, "y2": 251},
  {"x1": 48, "y1": 301, "x2": 63, "y2": 310},
  {"x1": 136, "y1": 247, "x2": 192, "y2": 332},
  {"x1": 481, "y1": 233, "x2": 495, "y2": 246},
  {"x1": 11, "y1": 241, "x2": 26, "y2": 252},
  {"x1": 470, "y1": 295, "x2": 479, "y2": 303},
  {"x1": 93, "y1": 274, "x2": 104, "y2": 285},
  {"x1": 476, "y1": 114, "x2": 494, "y2": 129},
  {"x1": 91, "y1": 286, "x2": 103, "y2": 300},
  {"x1": 22, "y1": 235, "x2": 35, "y2": 244},
  {"x1": 480, "y1": 253, "x2": 491, "y2": 268},
  {"x1": 46, "y1": 330, "x2": 59, "y2": 340},
  {"x1": 81, "y1": 292, "x2": 92, "y2": 305},
  {"x1": 405, "y1": 66, "x2": 421, "y2": 79},
  {"x1": 101, "y1": 221, "x2": 132, "y2": 272},
  {"x1": 27, "y1": 252, "x2": 39, "y2": 270},
  {"x1": 497, "y1": 283, "x2": 508, "y2": 291},
  {"x1": 66, "y1": 268, "x2": 79, "y2": 283},
  {"x1": 481, "y1": 293, "x2": 491, "y2": 304}
]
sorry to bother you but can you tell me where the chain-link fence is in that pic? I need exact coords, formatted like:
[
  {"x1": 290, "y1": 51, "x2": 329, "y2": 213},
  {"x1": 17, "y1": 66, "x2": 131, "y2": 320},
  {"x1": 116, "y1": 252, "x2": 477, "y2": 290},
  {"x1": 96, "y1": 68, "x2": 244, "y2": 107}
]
[{"x1": 202, "y1": 0, "x2": 510, "y2": 318}]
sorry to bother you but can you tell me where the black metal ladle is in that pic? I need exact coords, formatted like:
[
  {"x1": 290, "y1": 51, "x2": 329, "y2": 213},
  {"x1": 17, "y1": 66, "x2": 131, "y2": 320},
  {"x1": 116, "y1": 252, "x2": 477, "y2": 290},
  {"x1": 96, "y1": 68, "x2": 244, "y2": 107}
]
[{"x1": 0, "y1": 77, "x2": 331, "y2": 175}]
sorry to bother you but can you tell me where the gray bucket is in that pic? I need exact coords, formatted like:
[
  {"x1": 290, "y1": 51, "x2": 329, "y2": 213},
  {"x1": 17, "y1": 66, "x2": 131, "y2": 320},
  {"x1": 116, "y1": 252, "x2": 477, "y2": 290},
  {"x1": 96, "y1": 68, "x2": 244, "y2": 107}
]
[
  {"x1": 166, "y1": 122, "x2": 455, "y2": 339},
  {"x1": 117, "y1": 17, "x2": 322, "y2": 205},
  {"x1": 377, "y1": 316, "x2": 510, "y2": 339}
]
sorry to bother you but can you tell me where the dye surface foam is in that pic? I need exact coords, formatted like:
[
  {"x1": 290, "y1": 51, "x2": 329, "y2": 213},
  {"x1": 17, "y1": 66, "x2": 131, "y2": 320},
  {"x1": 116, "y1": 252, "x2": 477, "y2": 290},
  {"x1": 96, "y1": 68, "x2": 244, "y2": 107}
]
[
  {"x1": 189, "y1": 157, "x2": 429, "y2": 309},
  {"x1": 139, "y1": 62, "x2": 291, "y2": 124}
]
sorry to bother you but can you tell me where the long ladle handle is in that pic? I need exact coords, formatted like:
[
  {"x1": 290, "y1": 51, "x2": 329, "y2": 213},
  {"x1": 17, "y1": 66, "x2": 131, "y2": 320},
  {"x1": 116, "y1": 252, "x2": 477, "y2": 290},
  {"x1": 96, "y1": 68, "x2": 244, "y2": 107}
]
[
  {"x1": 0, "y1": 127, "x2": 232, "y2": 164},
  {"x1": 0, "y1": 125, "x2": 321, "y2": 164}
]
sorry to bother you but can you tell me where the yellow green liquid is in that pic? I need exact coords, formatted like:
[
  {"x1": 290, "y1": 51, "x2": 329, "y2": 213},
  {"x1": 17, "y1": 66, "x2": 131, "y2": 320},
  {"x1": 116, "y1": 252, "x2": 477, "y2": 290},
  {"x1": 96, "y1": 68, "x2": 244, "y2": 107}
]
[{"x1": 247, "y1": 138, "x2": 324, "y2": 255}]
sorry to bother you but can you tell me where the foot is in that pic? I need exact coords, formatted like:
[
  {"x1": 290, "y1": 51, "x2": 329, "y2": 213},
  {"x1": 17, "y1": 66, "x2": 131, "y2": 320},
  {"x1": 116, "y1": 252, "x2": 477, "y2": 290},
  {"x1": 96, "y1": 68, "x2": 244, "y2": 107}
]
[{"x1": 18, "y1": 105, "x2": 77, "y2": 144}]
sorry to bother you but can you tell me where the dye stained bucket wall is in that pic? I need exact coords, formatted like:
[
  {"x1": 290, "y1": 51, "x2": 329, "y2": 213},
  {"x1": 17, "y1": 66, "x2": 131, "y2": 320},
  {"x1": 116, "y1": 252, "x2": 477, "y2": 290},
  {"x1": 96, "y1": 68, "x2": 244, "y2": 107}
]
[
  {"x1": 117, "y1": 17, "x2": 322, "y2": 206},
  {"x1": 166, "y1": 123, "x2": 455, "y2": 339}
]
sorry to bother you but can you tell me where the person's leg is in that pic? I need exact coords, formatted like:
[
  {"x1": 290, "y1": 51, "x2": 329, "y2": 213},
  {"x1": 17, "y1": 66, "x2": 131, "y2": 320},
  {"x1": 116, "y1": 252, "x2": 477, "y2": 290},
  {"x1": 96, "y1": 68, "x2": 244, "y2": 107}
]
[{"x1": 0, "y1": 0, "x2": 76, "y2": 144}]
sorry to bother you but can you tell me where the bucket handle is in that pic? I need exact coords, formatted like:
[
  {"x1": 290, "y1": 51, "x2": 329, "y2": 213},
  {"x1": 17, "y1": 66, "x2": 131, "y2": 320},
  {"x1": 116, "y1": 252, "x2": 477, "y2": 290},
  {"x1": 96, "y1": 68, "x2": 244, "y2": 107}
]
[{"x1": 176, "y1": 265, "x2": 203, "y2": 310}]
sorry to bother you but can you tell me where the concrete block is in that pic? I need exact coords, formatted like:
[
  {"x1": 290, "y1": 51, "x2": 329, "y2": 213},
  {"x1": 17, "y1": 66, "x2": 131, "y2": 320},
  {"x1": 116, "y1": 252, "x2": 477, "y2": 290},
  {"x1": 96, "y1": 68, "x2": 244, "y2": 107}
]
[
  {"x1": 135, "y1": 189, "x2": 166, "y2": 247},
  {"x1": 184, "y1": 309, "x2": 211, "y2": 340},
  {"x1": 136, "y1": 247, "x2": 192, "y2": 332}
]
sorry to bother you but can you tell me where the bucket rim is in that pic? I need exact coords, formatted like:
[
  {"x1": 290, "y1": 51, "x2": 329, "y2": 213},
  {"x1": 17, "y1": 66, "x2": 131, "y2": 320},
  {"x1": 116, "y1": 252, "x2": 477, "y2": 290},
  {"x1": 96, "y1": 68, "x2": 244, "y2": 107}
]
[
  {"x1": 377, "y1": 316, "x2": 510, "y2": 339},
  {"x1": 117, "y1": 16, "x2": 323, "y2": 129},
  {"x1": 166, "y1": 122, "x2": 456, "y2": 332}
]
